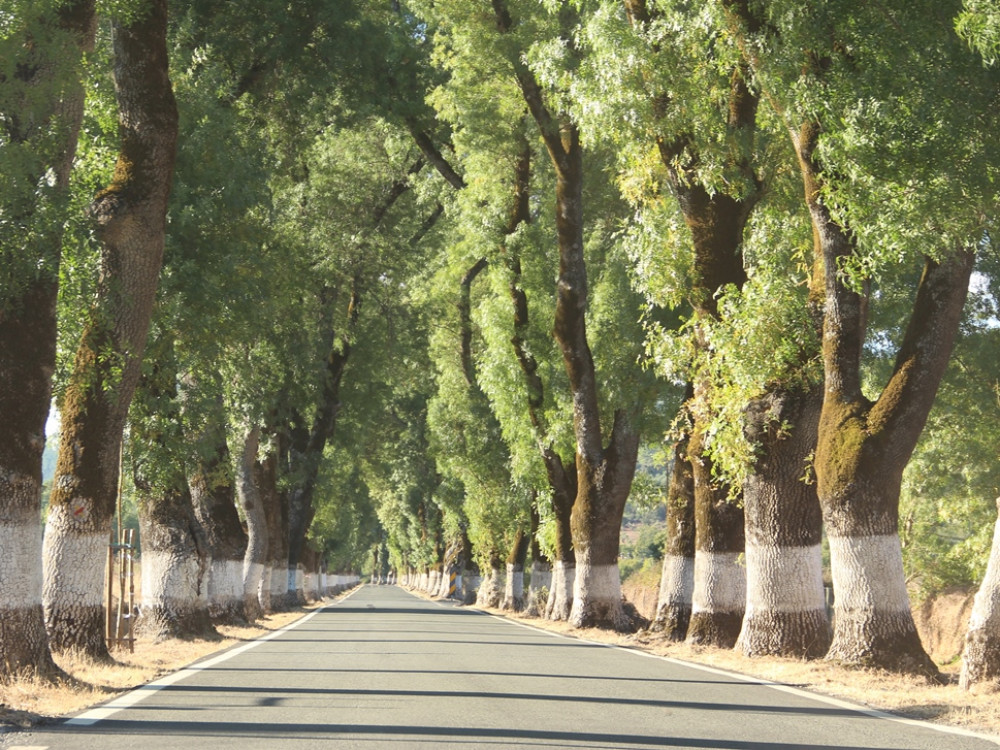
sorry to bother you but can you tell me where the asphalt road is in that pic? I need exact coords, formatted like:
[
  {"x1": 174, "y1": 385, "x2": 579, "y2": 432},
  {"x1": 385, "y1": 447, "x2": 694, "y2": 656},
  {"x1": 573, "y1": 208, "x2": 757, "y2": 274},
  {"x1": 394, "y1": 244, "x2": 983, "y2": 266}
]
[{"x1": 7, "y1": 584, "x2": 999, "y2": 750}]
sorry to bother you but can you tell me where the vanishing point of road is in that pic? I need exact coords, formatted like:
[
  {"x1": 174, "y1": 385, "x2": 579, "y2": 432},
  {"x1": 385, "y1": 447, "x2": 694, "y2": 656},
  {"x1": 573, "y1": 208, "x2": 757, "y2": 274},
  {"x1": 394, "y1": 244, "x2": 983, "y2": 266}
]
[{"x1": 7, "y1": 584, "x2": 999, "y2": 750}]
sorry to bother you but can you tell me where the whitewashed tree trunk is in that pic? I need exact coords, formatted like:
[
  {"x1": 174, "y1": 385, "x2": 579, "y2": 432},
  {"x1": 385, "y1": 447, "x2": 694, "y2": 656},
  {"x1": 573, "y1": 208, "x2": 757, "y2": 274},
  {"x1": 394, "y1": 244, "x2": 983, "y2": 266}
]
[
  {"x1": 525, "y1": 560, "x2": 552, "y2": 617},
  {"x1": 41, "y1": 509, "x2": 106, "y2": 652},
  {"x1": 688, "y1": 549, "x2": 746, "y2": 646},
  {"x1": 476, "y1": 565, "x2": 503, "y2": 608},
  {"x1": 960, "y1": 499, "x2": 1000, "y2": 689},
  {"x1": 502, "y1": 563, "x2": 525, "y2": 612},
  {"x1": 208, "y1": 558, "x2": 244, "y2": 621},
  {"x1": 570, "y1": 555, "x2": 626, "y2": 630},
  {"x1": 139, "y1": 548, "x2": 212, "y2": 639},
  {"x1": 546, "y1": 561, "x2": 575, "y2": 621},
  {"x1": 238, "y1": 426, "x2": 266, "y2": 621},
  {"x1": 656, "y1": 553, "x2": 694, "y2": 637}
]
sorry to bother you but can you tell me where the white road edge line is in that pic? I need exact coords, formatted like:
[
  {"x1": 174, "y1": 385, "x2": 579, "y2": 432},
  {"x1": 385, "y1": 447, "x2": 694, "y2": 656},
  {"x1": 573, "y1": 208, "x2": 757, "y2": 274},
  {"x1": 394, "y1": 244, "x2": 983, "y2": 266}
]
[
  {"x1": 64, "y1": 586, "x2": 364, "y2": 727},
  {"x1": 472, "y1": 605, "x2": 1000, "y2": 747}
]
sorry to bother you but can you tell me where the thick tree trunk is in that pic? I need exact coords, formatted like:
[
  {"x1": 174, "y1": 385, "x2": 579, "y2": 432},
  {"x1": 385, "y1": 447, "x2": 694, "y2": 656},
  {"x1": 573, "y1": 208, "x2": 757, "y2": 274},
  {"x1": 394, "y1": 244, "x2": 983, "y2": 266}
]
[
  {"x1": 960, "y1": 498, "x2": 1000, "y2": 690},
  {"x1": 43, "y1": 0, "x2": 178, "y2": 658},
  {"x1": 137, "y1": 485, "x2": 215, "y2": 641},
  {"x1": 796, "y1": 122, "x2": 972, "y2": 676},
  {"x1": 652, "y1": 433, "x2": 695, "y2": 640},
  {"x1": 476, "y1": 554, "x2": 504, "y2": 608},
  {"x1": 0, "y1": 0, "x2": 96, "y2": 678},
  {"x1": 502, "y1": 527, "x2": 530, "y2": 612},
  {"x1": 737, "y1": 386, "x2": 830, "y2": 658},
  {"x1": 686, "y1": 426, "x2": 746, "y2": 648},
  {"x1": 187, "y1": 391, "x2": 248, "y2": 624},
  {"x1": 569, "y1": 410, "x2": 640, "y2": 631},
  {"x1": 238, "y1": 427, "x2": 267, "y2": 622},
  {"x1": 626, "y1": 2, "x2": 761, "y2": 645}
]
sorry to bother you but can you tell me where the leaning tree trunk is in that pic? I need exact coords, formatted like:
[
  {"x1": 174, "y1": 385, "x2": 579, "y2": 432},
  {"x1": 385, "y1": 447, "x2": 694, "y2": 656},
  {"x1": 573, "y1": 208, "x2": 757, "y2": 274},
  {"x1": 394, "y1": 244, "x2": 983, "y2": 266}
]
[
  {"x1": 136, "y1": 484, "x2": 215, "y2": 641},
  {"x1": 0, "y1": 0, "x2": 95, "y2": 679},
  {"x1": 960, "y1": 498, "x2": 1000, "y2": 690},
  {"x1": 796, "y1": 121, "x2": 973, "y2": 676},
  {"x1": 502, "y1": 527, "x2": 530, "y2": 612},
  {"x1": 238, "y1": 426, "x2": 267, "y2": 622},
  {"x1": 43, "y1": 0, "x2": 178, "y2": 658},
  {"x1": 652, "y1": 432, "x2": 695, "y2": 640},
  {"x1": 186, "y1": 388, "x2": 248, "y2": 624},
  {"x1": 737, "y1": 385, "x2": 830, "y2": 658}
]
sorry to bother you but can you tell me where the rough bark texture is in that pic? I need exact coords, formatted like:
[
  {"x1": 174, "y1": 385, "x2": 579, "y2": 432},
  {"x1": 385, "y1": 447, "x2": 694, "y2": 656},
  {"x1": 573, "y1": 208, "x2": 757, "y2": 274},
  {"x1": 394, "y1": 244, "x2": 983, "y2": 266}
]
[
  {"x1": 1, "y1": 0, "x2": 96, "y2": 676},
  {"x1": 796, "y1": 121, "x2": 973, "y2": 676},
  {"x1": 652, "y1": 433, "x2": 695, "y2": 640},
  {"x1": 136, "y1": 485, "x2": 215, "y2": 641},
  {"x1": 960, "y1": 499, "x2": 1000, "y2": 690},
  {"x1": 187, "y1": 392, "x2": 248, "y2": 624},
  {"x1": 43, "y1": 0, "x2": 178, "y2": 657},
  {"x1": 686, "y1": 424, "x2": 746, "y2": 648},
  {"x1": 737, "y1": 385, "x2": 830, "y2": 658},
  {"x1": 640, "y1": 7, "x2": 760, "y2": 645}
]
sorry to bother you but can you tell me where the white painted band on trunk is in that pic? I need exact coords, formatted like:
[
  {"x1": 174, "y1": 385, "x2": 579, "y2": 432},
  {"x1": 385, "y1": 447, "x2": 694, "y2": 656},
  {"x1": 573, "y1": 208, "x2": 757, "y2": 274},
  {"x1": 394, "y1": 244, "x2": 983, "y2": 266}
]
[
  {"x1": 827, "y1": 533, "x2": 910, "y2": 614},
  {"x1": 209, "y1": 559, "x2": 244, "y2": 604},
  {"x1": 42, "y1": 524, "x2": 108, "y2": 608},
  {"x1": 572, "y1": 563, "x2": 622, "y2": 603},
  {"x1": 270, "y1": 566, "x2": 287, "y2": 597},
  {"x1": 967, "y1": 514, "x2": 1000, "y2": 633},
  {"x1": 141, "y1": 551, "x2": 201, "y2": 606},
  {"x1": 506, "y1": 566, "x2": 525, "y2": 599},
  {"x1": 0, "y1": 522, "x2": 44, "y2": 608},
  {"x1": 692, "y1": 550, "x2": 746, "y2": 614},
  {"x1": 745, "y1": 543, "x2": 825, "y2": 613},
  {"x1": 243, "y1": 560, "x2": 264, "y2": 591},
  {"x1": 657, "y1": 554, "x2": 694, "y2": 608}
]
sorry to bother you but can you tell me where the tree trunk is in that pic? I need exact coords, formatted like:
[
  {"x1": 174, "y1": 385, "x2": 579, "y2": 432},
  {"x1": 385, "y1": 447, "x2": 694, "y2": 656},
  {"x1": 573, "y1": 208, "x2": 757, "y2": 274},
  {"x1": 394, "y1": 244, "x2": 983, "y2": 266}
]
[
  {"x1": 796, "y1": 122, "x2": 972, "y2": 676},
  {"x1": 476, "y1": 553, "x2": 504, "y2": 608},
  {"x1": 525, "y1": 504, "x2": 551, "y2": 617},
  {"x1": 43, "y1": 0, "x2": 178, "y2": 658},
  {"x1": 257, "y1": 448, "x2": 289, "y2": 612},
  {"x1": 502, "y1": 527, "x2": 530, "y2": 612},
  {"x1": 238, "y1": 426, "x2": 266, "y2": 622},
  {"x1": 137, "y1": 485, "x2": 216, "y2": 641},
  {"x1": 0, "y1": 0, "x2": 95, "y2": 678},
  {"x1": 960, "y1": 498, "x2": 1000, "y2": 690},
  {"x1": 652, "y1": 433, "x2": 695, "y2": 640},
  {"x1": 187, "y1": 391, "x2": 248, "y2": 624},
  {"x1": 685, "y1": 425, "x2": 746, "y2": 648},
  {"x1": 737, "y1": 385, "x2": 830, "y2": 658}
]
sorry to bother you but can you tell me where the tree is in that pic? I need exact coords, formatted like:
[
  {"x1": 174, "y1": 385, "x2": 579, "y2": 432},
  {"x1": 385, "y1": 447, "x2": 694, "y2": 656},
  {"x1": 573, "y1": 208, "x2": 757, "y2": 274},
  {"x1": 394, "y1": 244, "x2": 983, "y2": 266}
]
[
  {"x1": 43, "y1": 0, "x2": 178, "y2": 658},
  {"x1": 0, "y1": 0, "x2": 96, "y2": 677},
  {"x1": 724, "y1": 0, "x2": 995, "y2": 673}
]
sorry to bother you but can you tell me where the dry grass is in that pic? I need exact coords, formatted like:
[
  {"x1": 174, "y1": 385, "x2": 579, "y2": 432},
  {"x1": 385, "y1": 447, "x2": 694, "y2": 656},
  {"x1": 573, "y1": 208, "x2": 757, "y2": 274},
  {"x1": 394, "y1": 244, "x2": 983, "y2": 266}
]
[{"x1": 0, "y1": 600, "x2": 331, "y2": 730}]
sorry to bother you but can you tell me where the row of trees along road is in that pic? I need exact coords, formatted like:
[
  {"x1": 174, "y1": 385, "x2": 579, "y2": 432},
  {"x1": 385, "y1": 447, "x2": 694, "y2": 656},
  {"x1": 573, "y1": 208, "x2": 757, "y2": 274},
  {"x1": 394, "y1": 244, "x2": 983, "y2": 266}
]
[{"x1": 6, "y1": 0, "x2": 1000, "y2": 692}]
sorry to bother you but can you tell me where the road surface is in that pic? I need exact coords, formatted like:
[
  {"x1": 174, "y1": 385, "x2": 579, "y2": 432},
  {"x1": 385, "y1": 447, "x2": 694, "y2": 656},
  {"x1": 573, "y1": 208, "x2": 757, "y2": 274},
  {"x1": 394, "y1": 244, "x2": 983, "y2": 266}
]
[{"x1": 7, "y1": 584, "x2": 998, "y2": 749}]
